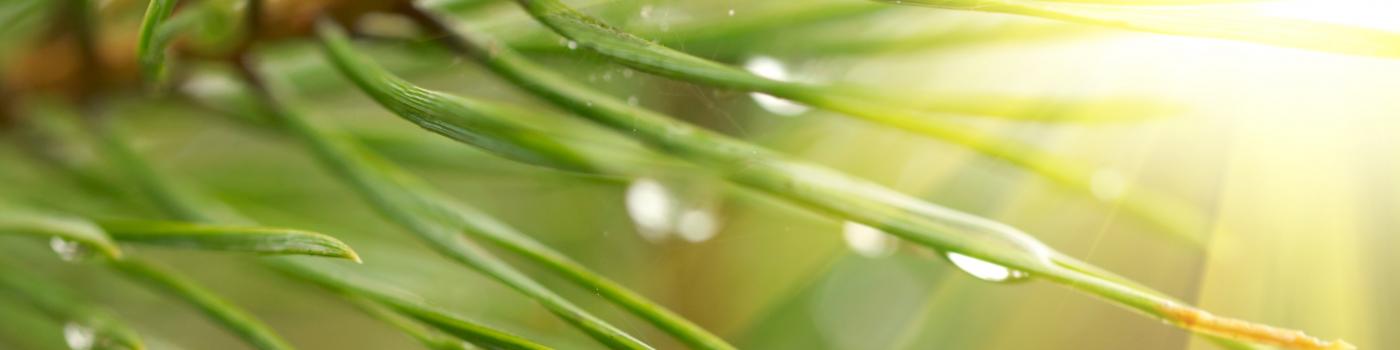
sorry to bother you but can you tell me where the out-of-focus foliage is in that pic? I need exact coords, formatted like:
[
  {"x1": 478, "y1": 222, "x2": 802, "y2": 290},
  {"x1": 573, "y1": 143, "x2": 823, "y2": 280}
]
[{"x1": 0, "y1": 0, "x2": 1394, "y2": 349}]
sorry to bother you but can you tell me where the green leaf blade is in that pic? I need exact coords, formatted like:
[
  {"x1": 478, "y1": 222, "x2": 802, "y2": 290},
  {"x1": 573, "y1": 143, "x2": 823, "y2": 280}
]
[
  {"x1": 0, "y1": 207, "x2": 123, "y2": 260},
  {"x1": 875, "y1": 0, "x2": 1400, "y2": 58},
  {"x1": 310, "y1": 24, "x2": 738, "y2": 350},
  {"x1": 243, "y1": 66, "x2": 654, "y2": 349},
  {"x1": 96, "y1": 220, "x2": 361, "y2": 262},
  {"x1": 136, "y1": 0, "x2": 178, "y2": 86},
  {"x1": 342, "y1": 296, "x2": 477, "y2": 350},
  {"x1": 66, "y1": 115, "x2": 319, "y2": 350},
  {"x1": 313, "y1": 46, "x2": 602, "y2": 173},
  {"x1": 516, "y1": 0, "x2": 1164, "y2": 123},
  {"x1": 110, "y1": 259, "x2": 295, "y2": 350},
  {"x1": 504, "y1": 0, "x2": 1208, "y2": 245},
  {"x1": 270, "y1": 259, "x2": 553, "y2": 350},
  {"x1": 0, "y1": 263, "x2": 146, "y2": 350},
  {"x1": 319, "y1": 16, "x2": 1351, "y2": 349}
]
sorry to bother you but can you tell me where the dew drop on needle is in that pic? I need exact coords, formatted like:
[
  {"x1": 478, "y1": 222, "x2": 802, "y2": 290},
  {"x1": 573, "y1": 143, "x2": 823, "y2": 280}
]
[
  {"x1": 945, "y1": 252, "x2": 1030, "y2": 282},
  {"x1": 743, "y1": 56, "x2": 810, "y2": 116},
  {"x1": 62, "y1": 322, "x2": 96, "y2": 350},
  {"x1": 842, "y1": 221, "x2": 897, "y2": 257},
  {"x1": 50, "y1": 237, "x2": 89, "y2": 262}
]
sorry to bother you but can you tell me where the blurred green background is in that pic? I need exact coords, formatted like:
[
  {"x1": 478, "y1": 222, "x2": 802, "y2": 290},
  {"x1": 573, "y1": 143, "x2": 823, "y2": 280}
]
[{"x1": 1, "y1": 0, "x2": 1396, "y2": 349}]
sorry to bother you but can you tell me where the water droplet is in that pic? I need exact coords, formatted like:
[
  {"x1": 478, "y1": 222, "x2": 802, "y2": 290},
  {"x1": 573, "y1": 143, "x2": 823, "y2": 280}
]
[
  {"x1": 63, "y1": 323, "x2": 96, "y2": 350},
  {"x1": 1091, "y1": 168, "x2": 1128, "y2": 200},
  {"x1": 639, "y1": 5, "x2": 653, "y2": 19},
  {"x1": 602, "y1": 72, "x2": 612, "y2": 81},
  {"x1": 627, "y1": 96, "x2": 639, "y2": 106},
  {"x1": 626, "y1": 178, "x2": 675, "y2": 242},
  {"x1": 677, "y1": 209, "x2": 719, "y2": 243},
  {"x1": 744, "y1": 56, "x2": 791, "y2": 81},
  {"x1": 743, "y1": 57, "x2": 809, "y2": 116},
  {"x1": 884, "y1": 196, "x2": 1051, "y2": 282},
  {"x1": 179, "y1": 74, "x2": 238, "y2": 98},
  {"x1": 566, "y1": 40, "x2": 578, "y2": 50},
  {"x1": 49, "y1": 237, "x2": 89, "y2": 262},
  {"x1": 625, "y1": 177, "x2": 724, "y2": 243},
  {"x1": 944, "y1": 252, "x2": 1029, "y2": 282},
  {"x1": 842, "y1": 221, "x2": 896, "y2": 257},
  {"x1": 727, "y1": 9, "x2": 735, "y2": 16}
]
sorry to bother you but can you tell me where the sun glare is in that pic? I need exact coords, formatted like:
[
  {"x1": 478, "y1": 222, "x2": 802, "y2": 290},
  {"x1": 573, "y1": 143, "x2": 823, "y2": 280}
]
[{"x1": 1259, "y1": 0, "x2": 1400, "y2": 31}]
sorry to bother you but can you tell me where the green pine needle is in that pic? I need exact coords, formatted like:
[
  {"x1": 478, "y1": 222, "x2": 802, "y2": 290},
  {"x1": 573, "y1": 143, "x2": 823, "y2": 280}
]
[
  {"x1": 317, "y1": 17, "x2": 1354, "y2": 349},
  {"x1": 238, "y1": 66, "x2": 656, "y2": 350},
  {"x1": 0, "y1": 206, "x2": 123, "y2": 260},
  {"x1": 237, "y1": 64, "x2": 733, "y2": 349},
  {"x1": 108, "y1": 259, "x2": 296, "y2": 350},
  {"x1": 875, "y1": 0, "x2": 1400, "y2": 58},
  {"x1": 0, "y1": 263, "x2": 146, "y2": 350},
  {"x1": 271, "y1": 258, "x2": 552, "y2": 350},
  {"x1": 97, "y1": 220, "x2": 361, "y2": 262},
  {"x1": 136, "y1": 0, "x2": 178, "y2": 88},
  {"x1": 502, "y1": 0, "x2": 1213, "y2": 245}
]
